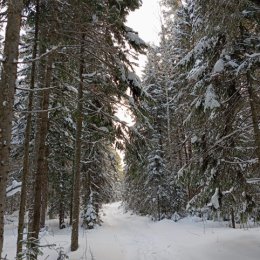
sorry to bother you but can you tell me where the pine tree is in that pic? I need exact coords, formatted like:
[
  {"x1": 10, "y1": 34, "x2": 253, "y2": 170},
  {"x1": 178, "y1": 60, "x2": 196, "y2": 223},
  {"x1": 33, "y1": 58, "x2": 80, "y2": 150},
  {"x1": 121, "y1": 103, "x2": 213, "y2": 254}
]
[
  {"x1": 16, "y1": 1, "x2": 40, "y2": 257},
  {"x1": 0, "y1": 1, "x2": 23, "y2": 257}
]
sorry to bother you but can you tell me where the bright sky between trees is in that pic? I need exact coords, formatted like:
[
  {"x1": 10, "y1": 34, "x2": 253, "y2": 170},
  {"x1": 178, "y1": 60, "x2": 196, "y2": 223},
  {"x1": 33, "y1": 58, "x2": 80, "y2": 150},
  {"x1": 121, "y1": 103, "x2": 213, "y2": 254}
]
[
  {"x1": 127, "y1": 0, "x2": 161, "y2": 45},
  {"x1": 126, "y1": 0, "x2": 162, "y2": 75},
  {"x1": 115, "y1": 0, "x2": 162, "y2": 126}
]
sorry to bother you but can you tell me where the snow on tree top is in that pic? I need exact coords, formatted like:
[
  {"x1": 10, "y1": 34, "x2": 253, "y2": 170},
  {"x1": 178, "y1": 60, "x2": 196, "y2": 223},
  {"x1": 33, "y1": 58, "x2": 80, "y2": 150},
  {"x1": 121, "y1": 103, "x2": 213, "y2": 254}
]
[
  {"x1": 204, "y1": 84, "x2": 220, "y2": 111},
  {"x1": 207, "y1": 188, "x2": 220, "y2": 210},
  {"x1": 127, "y1": 71, "x2": 141, "y2": 87},
  {"x1": 124, "y1": 26, "x2": 146, "y2": 46},
  {"x1": 213, "y1": 59, "x2": 224, "y2": 74},
  {"x1": 191, "y1": 136, "x2": 198, "y2": 143},
  {"x1": 188, "y1": 64, "x2": 206, "y2": 81},
  {"x1": 178, "y1": 37, "x2": 216, "y2": 66},
  {"x1": 126, "y1": 32, "x2": 146, "y2": 46}
]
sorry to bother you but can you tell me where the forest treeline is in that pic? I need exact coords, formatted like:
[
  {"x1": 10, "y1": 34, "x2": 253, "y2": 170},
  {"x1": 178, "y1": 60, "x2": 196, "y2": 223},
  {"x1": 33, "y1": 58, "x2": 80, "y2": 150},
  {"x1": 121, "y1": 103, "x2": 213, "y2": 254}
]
[
  {"x1": 0, "y1": 0, "x2": 145, "y2": 259},
  {"x1": 0, "y1": 0, "x2": 260, "y2": 260},
  {"x1": 124, "y1": 0, "x2": 260, "y2": 224}
]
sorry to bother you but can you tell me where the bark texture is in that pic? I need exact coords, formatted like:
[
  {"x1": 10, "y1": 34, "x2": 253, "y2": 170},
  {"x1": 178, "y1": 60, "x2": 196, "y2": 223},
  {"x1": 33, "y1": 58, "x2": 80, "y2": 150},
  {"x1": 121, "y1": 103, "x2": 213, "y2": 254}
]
[
  {"x1": 29, "y1": 54, "x2": 53, "y2": 258},
  {"x1": 0, "y1": 1, "x2": 23, "y2": 257},
  {"x1": 247, "y1": 73, "x2": 260, "y2": 170},
  {"x1": 71, "y1": 37, "x2": 85, "y2": 252},
  {"x1": 16, "y1": 2, "x2": 39, "y2": 258}
]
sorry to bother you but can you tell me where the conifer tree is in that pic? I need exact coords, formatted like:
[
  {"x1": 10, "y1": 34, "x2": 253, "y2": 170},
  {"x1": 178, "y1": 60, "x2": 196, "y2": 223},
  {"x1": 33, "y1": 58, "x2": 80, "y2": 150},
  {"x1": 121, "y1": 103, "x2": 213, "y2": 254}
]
[{"x1": 0, "y1": 1, "x2": 23, "y2": 257}]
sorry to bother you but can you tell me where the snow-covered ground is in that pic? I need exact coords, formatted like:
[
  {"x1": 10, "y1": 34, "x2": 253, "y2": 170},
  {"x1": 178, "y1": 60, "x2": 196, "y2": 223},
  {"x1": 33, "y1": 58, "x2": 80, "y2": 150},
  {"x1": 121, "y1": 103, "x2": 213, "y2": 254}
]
[{"x1": 3, "y1": 202, "x2": 260, "y2": 260}]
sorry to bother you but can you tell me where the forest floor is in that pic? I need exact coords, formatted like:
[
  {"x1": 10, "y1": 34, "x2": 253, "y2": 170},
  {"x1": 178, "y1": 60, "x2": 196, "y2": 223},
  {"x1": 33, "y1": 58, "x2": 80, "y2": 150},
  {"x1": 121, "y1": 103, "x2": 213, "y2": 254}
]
[{"x1": 3, "y1": 202, "x2": 260, "y2": 260}]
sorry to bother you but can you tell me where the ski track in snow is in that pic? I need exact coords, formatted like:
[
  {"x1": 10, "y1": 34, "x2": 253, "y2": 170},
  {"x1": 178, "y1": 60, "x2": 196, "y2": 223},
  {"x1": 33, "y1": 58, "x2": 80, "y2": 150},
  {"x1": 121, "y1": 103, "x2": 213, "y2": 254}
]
[{"x1": 3, "y1": 202, "x2": 260, "y2": 260}]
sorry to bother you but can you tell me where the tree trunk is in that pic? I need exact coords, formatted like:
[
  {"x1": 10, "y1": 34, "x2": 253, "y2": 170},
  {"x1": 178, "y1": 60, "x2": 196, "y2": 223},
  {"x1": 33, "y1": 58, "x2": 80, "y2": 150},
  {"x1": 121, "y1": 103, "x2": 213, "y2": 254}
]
[
  {"x1": 59, "y1": 161, "x2": 66, "y2": 229},
  {"x1": 0, "y1": 1, "x2": 23, "y2": 257},
  {"x1": 176, "y1": 127, "x2": 183, "y2": 168},
  {"x1": 231, "y1": 208, "x2": 236, "y2": 229},
  {"x1": 69, "y1": 162, "x2": 74, "y2": 226},
  {"x1": 29, "y1": 54, "x2": 53, "y2": 258},
  {"x1": 27, "y1": 42, "x2": 47, "y2": 241},
  {"x1": 16, "y1": 2, "x2": 39, "y2": 258},
  {"x1": 165, "y1": 82, "x2": 173, "y2": 167},
  {"x1": 59, "y1": 201, "x2": 65, "y2": 229},
  {"x1": 40, "y1": 144, "x2": 49, "y2": 229},
  {"x1": 247, "y1": 72, "x2": 260, "y2": 168},
  {"x1": 71, "y1": 35, "x2": 85, "y2": 252},
  {"x1": 69, "y1": 193, "x2": 73, "y2": 226},
  {"x1": 188, "y1": 138, "x2": 192, "y2": 160}
]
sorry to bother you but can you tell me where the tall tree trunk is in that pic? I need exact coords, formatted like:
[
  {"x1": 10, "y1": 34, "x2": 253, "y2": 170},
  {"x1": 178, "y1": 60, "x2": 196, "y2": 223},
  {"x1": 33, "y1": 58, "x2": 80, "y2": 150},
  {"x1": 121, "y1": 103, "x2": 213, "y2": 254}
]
[
  {"x1": 69, "y1": 192, "x2": 73, "y2": 226},
  {"x1": 0, "y1": 1, "x2": 23, "y2": 257},
  {"x1": 59, "y1": 201, "x2": 65, "y2": 229},
  {"x1": 188, "y1": 138, "x2": 192, "y2": 160},
  {"x1": 69, "y1": 162, "x2": 74, "y2": 226},
  {"x1": 40, "y1": 144, "x2": 49, "y2": 229},
  {"x1": 165, "y1": 82, "x2": 173, "y2": 167},
  {"x1": 231, "y1": 208, "x2": 236, "y2": 229},
  {"x1": 16, "y1": 2, "x2": 39, "y2": 258},
  {"x1": 29, "y1": 54, "x2": 53, "y2": 258},
  {"x1": 71, "y1": 35, "x2": 85, "y2": 252},
  {"x1": 27, "y1": 43, "x2": 47, "y2": 240},
  {"x1": 176, "y1": 127, "x2": 183, "y2": 168},
  {"x1": 247, "y1": 72, "x2": 260, "y2": 168},
  {"x1": 59, "y1": 161, "x2": 66, "y2": 229}
]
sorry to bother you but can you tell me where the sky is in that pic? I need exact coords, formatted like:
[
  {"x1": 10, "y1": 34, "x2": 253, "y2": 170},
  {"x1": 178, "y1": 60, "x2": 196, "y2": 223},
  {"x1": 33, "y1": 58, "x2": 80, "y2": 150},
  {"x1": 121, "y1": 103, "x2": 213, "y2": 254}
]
[
  {"x1": 126, "y1": 0, "x2": 162, "y2": 76},
  {"x1": 127, "y1": 0, "x2": 161, "y2": 45},
  {"x1": 115, "y1": 0, "x2": 162, "y2": 122},
  {"x1": 115, "y1": 0, "x2": 162, "y2": 154}
]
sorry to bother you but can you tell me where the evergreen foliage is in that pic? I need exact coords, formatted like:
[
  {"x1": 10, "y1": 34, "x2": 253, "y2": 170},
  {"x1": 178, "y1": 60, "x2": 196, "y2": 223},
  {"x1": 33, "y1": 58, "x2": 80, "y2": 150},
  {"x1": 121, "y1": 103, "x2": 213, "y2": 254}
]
[
  {"x1": 1, "y1": 0, "x2": 260, "y2": 259},
  {"x1": 123, "y1": 0, "x2": 260, "y2": 225}
]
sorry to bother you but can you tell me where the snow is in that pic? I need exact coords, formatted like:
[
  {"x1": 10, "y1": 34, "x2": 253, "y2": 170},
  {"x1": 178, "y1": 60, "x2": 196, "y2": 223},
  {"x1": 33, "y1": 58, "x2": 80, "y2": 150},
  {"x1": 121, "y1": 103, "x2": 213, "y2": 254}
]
[
  {"x1": 204, "y1": 84, "x2": 220, "y2": 110},
  {"x1": 194, "y1": 37, "x2": 211, "y2": 55},
  {"x1": 245, "y1": 53, "x2": 260, "y2": 58},
  {"x1": 178, "y1": 37, "x2": 215, "y2": 66},
  {"x1": 126, "y1": 31, "x2": 146, "y2": 45},
  {"x1": 227, "y1": 60, "x2": 239, "y2": 68},
  {"x1": 213, "y1": 59, "x2": 224, "y2": 73},
  {"x1": 188, "y1": 64, "x2": 206, "y2": 80},
  {"x1": 92, "y1": 14, "x2": 98, "y2": 24},
  {"x1": 191, "y1": 136, "x2": 198, "y2": 143},
  {"x1": 222, "y1": 187, "x2": 234, "y2": 195},
  {"x1": 3, "y1": 202, "x2": 260, "y2": 260},
  {"x1": 207, "y1": 188, "x2": 220, "y2": 209},
  {"x1": 127, "y1": 71, "x2": 141, "y2": 87},
  {"x1": 6, "y1": 180, "x2": 22, "y2": 197},
  {"x1": 171, "y1": 212, "x2": 181, "y2": 222},
  {"x1": 116, "y1": 59, "x2": 127, "y2": 81},
  {"x1": 83, "y1": 71, "x2": 96, "y2": 78},
  {"x1": 98, "y1": 126, "x2": 109, "y2": 133},
  {"x1": 237, "y1": 53, "x2": 260, "y2": 75},
  {"x1": 124, "y1": 26, "x2": 146, "y2": 46},
  {"x1": 247, "y1": 178, "x2": 260, "y2": 184}
]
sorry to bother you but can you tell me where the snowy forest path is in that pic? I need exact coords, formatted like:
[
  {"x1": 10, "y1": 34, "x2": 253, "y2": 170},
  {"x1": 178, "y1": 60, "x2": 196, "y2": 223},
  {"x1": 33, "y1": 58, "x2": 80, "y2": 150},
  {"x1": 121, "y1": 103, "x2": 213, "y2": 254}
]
[
  {"x1": 76, "y1": 202, "x2": 180, "y2": 260},
  {"x1": 70, "y1": 202, "x2": 260, "y2": 260},
  {"x1": 4, "y1": 202, "x2": 260, "y2": 260}
]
